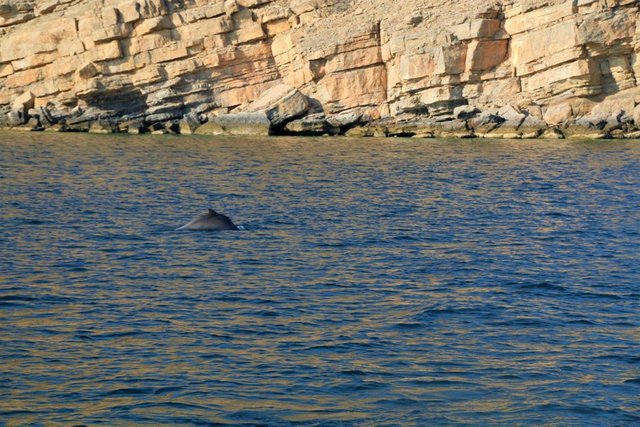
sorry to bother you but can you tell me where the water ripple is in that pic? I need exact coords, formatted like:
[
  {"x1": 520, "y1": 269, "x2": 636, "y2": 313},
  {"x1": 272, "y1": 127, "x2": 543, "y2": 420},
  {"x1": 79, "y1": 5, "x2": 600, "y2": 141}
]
[{"x1": 1, "y1": 134, "x2": 639, "y2": 425}]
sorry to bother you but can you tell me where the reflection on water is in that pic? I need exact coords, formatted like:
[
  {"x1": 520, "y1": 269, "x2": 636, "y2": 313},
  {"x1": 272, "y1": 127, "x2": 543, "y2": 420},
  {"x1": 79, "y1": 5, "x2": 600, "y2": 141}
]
[{"x1": 1, "y1": 132, "x2": 639, "y2": 425}]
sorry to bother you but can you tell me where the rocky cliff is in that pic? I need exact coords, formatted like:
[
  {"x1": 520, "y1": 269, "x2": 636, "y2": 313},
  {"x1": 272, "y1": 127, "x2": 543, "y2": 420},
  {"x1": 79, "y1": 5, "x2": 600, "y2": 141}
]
[{"x1": 1, "y1": 0, "x2": 639, "y2": 138}]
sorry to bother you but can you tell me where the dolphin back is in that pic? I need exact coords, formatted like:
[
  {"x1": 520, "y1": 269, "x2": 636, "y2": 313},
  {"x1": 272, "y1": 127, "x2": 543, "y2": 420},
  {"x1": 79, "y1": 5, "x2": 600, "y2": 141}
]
[{"x1": 178, "y1": 209, "x2": 239, "y2": 231}]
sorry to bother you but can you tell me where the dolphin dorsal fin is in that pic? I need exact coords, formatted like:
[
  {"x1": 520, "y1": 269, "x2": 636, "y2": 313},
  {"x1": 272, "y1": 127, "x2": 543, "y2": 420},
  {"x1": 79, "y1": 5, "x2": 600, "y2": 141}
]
[{"x1": 208, "y1": 208, "x2": 218, "y2": 215}]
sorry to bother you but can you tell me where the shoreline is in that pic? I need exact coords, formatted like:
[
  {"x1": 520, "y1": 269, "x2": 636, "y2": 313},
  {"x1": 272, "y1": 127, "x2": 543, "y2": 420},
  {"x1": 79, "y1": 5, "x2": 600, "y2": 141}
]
[
  {"x1": 6, "y1": 85, "x2": 640, "y2": 141},
  {"x1": 2, "y1": 1, "x2": 640, "y2": 143},
  {"x1": 2, "y1": 118, "x2": 639, "y2": 140}
]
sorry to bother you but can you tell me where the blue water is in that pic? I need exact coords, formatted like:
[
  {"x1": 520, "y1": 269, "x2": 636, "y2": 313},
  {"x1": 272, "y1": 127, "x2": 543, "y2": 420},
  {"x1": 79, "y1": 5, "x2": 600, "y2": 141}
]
[{"x1": 1, "y1": 133, "x2": 639, "y2": 426}]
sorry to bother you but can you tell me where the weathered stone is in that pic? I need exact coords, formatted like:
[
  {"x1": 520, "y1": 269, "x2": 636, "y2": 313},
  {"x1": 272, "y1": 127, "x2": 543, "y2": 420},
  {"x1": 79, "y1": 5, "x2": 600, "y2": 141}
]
[
  {"x1": 12, "y1": 91, "x2": 35, "y2": 116},
  {"x1": 469, "y1": 112, "x2": 505, "y2": 136},
  {"x1": 0, "y1": 0, "x2": 638, "y2": 138},
  {"x1": 562, "y1": 118, "x2": 607, "y2": 139},
  {"x1": 46, "y1": 103, "x2": 73, "y2": 123},
  {"x1": 11, "y1": 117, "x2": 42, "y2": 131},
  {"x1": 145, "y1": 110, "x2": 183, "y2": 123},
  {"x1": 165, "y1": 121, "x2": 180, "y2": 134},
  {"x1": 66, "y1": 122, "x2": 91, "y2": 132},
  {"x1": 77, "y1": 63, "x2": 99, "y2": 80},
  {"x1": 541, "y1": 127, "x2": 565, "y2": 139},
  {"x1": 486, "y1": 105, "x2": 527, "y2": 138},
  {"x1": 518, "y1": 115, "x2": 547, "y2": 138},
  {"x1": 89, "y1": 121, "x2": 116, "y2": 134},
  {"x1": 497, "y1": 105, "x2": 525, "y2": 126},
  {"x1": 284, "y1": 113, "x2": 339, "y2": 135},
  {"x1": 195, "y1": 112, "x2": 271, "y2": 136},
  {"x1": 178, "y1": 113, "x2": 201, "y2": 134},
  {"x1": 193, "y1": 120, "x2": 225, "y2": 136},
  {"x1": 389, "y1": 118, "x2": 472, "y2": 138},
  {"x1": 118, "y1": 119, "x2": 146, "y2": 134},
  {"x1": 242, "y1": 84, "x2": 309, "y2": 127},
  {"x1": 43, "y1": 123, "x2": 69, "y2": 132},
  {"x1": 438, "y1": 119, "x2": 473, "y2": 138},
  {"x1": 6, "y1": 110, "x2": 22, "y2": 126},
  {"x1": 625, "y1": 130, "x2": 640, "y2": 139},
  {"x1": 0, "y1": 3, "x2": 13, "y2": 16},
  {"x1": 224, "y1": 0, "x2": 239, "y2": 16},
  {"x1": 609, "y1": 129, "x2": 625, "y2": 139},
  {"x1": 454, "y1": 105, "x2": 480, "y2": 120},
  {"x1": 466, "y1": 39, "x2": 508, "y2": 71},
  {"x1": 602, "y1": 113, "x2": 622, "y2": 133},
  {"x1": 345, "y1": 126, "x2": 377, "y2": 137},
  {"x1": 317, "y1": 65, "x2": 387, "y2": 112},
  {"x1": 544, "y1": 102, "x2": 574, "y2": 125},
  {"x1": 326, "y1": 110, "x2": 363, "y2": 129},
  {"x1": 147, "y1": 122, "x2": 167, "y2": 134}
]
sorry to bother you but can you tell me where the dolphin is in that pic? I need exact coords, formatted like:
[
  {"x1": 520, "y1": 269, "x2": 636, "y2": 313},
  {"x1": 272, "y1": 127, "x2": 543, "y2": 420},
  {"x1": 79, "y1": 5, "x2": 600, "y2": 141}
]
[{"x1": 177, "y1": 209, "x2": 239, "y2": 231}]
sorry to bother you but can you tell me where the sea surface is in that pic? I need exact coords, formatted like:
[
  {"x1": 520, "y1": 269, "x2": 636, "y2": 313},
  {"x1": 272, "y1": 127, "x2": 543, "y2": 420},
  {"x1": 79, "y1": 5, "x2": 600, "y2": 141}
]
[{"x1": 0, "y1": 132, "x2": 639, "y2": 426}]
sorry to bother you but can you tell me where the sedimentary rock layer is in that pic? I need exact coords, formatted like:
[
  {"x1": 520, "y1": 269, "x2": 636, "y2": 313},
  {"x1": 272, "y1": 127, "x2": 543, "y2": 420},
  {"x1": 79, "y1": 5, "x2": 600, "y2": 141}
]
[{"x1": 1, "y1": 0, "x2": 639, "y2": 138}]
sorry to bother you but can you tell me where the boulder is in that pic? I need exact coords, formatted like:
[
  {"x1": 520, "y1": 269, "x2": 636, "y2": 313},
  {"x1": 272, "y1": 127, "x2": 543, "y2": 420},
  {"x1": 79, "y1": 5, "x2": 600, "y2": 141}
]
[
  {"x1": 31, "y1": 106, "x2": 58, "y2": 126},
  {"x1": 12, "y1": 91, "x2": 35, "y2": 113},
  {"x1": 6, "y1": 111, "x2": 24, "y2": 126},
  {"x1": 284, "y1": 113, "x2": 339, "y2": 135},
  {"x1": 10, "y1": 91, "x2": 35, "y2": 124},
  {"x1": 562, "y1": 118, "x2": 607, "y2": 139},
  {"x1": 165, "y1": 121, "x2": 180, "y2": 134},
  {"x1": 384, "y1": 118, "x2": 421, "y2": 137},
  {"x1": 518, "y1": 115, "x2": 547, "y2": 138},
  {"x1": 44, "y1": 124, "x2": 69, "y2": 132},
  {"x1": 438, "y1": 119, "x2": 473, "y2": 138},
  {"x1": 89, "y1": 121, "x2": 116, "y2": 134},
  {"x1": 12, "y1": 117, "x2": 42, "y2": 131},
  {"x1": 242, "y1": 84, "x2": 309, "y2": 128},
  {"x1": 178, "y1": 113, "x2": 201, "y2": 135},
  {"x1": 468, "y1": 112, "x2": 505, "y2": 136},
  {"x1": 145, "y1": 110, "x2": 183, "y2": 124},
  {"x1": 124, "y1": 120, "x2": 146, "y2": 134},
  {"x1": 67, "y1": 106, "x2": 114, "y2": 125},
  {"x1": 194, "y1": 121, "x2": 225, "y2": 136},
  {"x1": 609, "y1": 129, "x2": 625, "y2": 139},
  {"x1": 625, "y1": 130, "x2": 640, "y2": 139},
  {"x1": 485, "y1": 105, "x2": 526, "y2": 138},
  {"x1": 541, "y1": 128, "x2": 565, "y2": 139},
  {"x1": 602, "y1": 113, "x2": 622, "y2": 133},
  {"x1": 543, "y1": 102, "x2": 573, "y2": 125},
  {"x1": 497, "y1": 105, "x2": 526, "y2": 126},
  {"x1": 66, "y1": 122, "x2": 90, "y2": 132},
  {"x1": 195, "y1": 112, "x2": 271, "y2": 136},
  {"x1": 345, "y1": 126, "x2": 378, "y2": 137},
  {"x1": 326, "y1": 110, "x2": 363, "y2": 130},
  {"x1": 77, "y1": 62, "x2": 99, "y2": 80},
  {"x1": 146, "y1": 122, "x2": 167, "y2": 134}
]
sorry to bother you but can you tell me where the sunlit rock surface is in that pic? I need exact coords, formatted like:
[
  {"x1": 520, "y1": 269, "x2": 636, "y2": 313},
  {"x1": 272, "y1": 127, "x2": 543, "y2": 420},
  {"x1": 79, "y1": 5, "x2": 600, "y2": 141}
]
[{"x1": 0, "y1": 0, "x2": 639, "y2": 138}]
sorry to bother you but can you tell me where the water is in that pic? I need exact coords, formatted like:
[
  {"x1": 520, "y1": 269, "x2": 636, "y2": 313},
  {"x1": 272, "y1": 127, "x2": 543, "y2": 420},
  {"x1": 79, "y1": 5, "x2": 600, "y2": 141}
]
[{"x1": 1, "y1": 132, "x2": 638, "y2": 426}]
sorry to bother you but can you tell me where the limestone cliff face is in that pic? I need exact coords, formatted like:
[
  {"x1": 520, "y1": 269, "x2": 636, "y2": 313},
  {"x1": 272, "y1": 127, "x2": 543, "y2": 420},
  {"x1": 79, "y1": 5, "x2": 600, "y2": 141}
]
[{"x1": 0, "y1": 0, "x2": 639, "y2": 137}]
